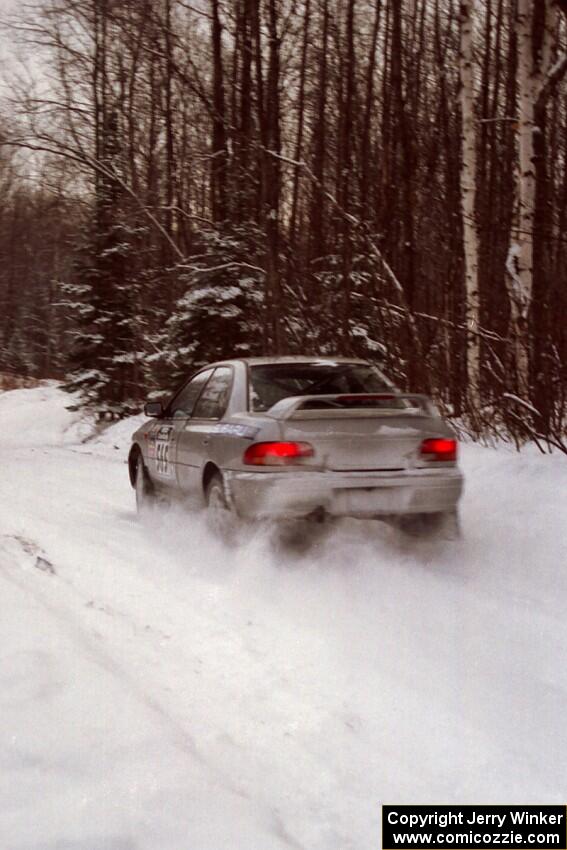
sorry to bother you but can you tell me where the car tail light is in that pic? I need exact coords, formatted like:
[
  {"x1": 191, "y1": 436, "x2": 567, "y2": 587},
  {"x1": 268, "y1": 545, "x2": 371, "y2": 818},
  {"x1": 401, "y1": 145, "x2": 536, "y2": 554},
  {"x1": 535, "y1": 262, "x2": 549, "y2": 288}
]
[
  {"x1": 420, "y1": 438, "x2": 457, "y2": 462},
  {"x1": 243, "y1": 441, "x2": 314, "y2": 466}
]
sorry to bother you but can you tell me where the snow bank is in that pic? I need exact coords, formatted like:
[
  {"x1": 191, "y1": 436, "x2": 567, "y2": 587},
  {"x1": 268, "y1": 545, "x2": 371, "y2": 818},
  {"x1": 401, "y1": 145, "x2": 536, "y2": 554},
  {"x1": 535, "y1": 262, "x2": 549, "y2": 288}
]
[
  {"x1": 0, "y1": 383, "x2": 145, "y2": 454},
  {"x1": 0, "y1": 384, "x2": 86, "y2": 448}
]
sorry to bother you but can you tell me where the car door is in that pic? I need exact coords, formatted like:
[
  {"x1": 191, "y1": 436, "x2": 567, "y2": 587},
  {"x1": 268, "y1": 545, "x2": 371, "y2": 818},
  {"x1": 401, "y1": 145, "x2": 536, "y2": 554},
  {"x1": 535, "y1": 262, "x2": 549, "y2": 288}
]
[
  {"x1": 175, "y1": 366, "x2": 234, "y2": 498},
  {"x1": 148, "y1": 369, "x2": 214, "y2": 490}
]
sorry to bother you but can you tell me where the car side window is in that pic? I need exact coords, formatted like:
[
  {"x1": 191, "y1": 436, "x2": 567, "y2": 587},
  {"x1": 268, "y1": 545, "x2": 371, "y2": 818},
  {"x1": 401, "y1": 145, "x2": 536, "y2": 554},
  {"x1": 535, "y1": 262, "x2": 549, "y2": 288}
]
[
  {"x1": 169, "y1": 369, "x2": 214, "y2": 418},
  {"x1": 192, "y1": 367, "x2": 233, "y2": 420}
]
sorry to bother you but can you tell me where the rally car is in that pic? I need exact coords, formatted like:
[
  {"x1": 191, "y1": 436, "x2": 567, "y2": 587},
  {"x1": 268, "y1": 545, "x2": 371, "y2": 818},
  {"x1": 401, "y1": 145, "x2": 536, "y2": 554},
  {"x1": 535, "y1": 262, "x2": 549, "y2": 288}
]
[{"x1": 128, "y1": 357, "x2": 463, "y2": 537}]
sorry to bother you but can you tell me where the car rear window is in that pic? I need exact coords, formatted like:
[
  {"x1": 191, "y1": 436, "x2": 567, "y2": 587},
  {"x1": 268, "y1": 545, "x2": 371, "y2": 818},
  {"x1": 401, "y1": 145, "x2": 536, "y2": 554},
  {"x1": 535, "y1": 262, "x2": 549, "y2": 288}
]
[{"x1": 248, "y1": 363, "x2": 394, "y2": 412}]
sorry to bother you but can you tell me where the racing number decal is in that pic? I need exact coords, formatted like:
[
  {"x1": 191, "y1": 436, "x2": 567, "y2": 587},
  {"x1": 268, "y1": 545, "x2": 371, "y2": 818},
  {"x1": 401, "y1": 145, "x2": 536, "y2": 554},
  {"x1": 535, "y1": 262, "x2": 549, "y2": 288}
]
[
  {"x1": 153, "y1": 425, "x2": 175, "y2": 479},
  {"x1": 156, "y1": 440, "x2": 170, "y2": 476}
]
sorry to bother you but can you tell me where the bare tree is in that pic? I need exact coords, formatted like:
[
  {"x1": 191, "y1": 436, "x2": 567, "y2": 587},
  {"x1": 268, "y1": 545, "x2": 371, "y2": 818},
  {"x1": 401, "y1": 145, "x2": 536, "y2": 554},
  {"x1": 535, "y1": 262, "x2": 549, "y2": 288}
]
[
  {"x1": 507, "y1": 0, "x2": 567, "y2": 397},
  {"x1": 459, "y1": 0, "x2": 480, "y2": 407}
]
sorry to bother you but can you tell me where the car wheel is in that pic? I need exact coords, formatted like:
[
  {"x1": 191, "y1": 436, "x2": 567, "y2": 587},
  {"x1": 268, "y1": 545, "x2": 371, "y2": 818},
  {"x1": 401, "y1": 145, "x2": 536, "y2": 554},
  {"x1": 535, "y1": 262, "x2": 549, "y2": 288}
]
[
  {"x1": 135, "y1": 457, "x2": 155, "y2": 515},
  {"x1": 397, "y1": 510, "x2": 461, "y2": 540},
  {"x1": 205, "y1": 473, "x2": 236, "y2": 542}
]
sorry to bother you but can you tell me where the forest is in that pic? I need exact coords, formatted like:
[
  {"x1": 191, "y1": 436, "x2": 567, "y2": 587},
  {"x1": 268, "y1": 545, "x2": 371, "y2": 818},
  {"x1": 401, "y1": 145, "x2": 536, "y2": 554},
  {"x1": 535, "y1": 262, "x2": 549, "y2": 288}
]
[{"x1": 0, "y1": 0, "x2": 565, "y2": 450}]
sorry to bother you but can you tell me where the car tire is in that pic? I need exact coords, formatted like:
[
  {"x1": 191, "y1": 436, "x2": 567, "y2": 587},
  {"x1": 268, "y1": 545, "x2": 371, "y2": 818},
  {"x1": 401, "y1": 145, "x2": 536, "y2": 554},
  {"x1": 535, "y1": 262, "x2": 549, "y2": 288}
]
[
  {"x1": 397, "y1": 509, "x2": 461, "y2": 540},
  {"x1": 135, "y1": 457, "x2": 155, "y2": 515},
  {"x1": 205, "y1": 473, "x2": 236, "y2": 542}
]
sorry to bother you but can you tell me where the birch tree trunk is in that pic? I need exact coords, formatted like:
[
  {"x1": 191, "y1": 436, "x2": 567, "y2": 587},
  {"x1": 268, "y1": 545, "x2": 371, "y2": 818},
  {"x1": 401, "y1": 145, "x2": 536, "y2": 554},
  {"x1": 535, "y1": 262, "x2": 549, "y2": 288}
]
[
  {"x1": 507, "y1": 0, "x2": 537, "y2": 398},
  {"x1": 459, "y1": 0, "x2": 480, "y2": 409},
  {"x1": 507, "y1": 0, "x2": 564, "y2": 398}
]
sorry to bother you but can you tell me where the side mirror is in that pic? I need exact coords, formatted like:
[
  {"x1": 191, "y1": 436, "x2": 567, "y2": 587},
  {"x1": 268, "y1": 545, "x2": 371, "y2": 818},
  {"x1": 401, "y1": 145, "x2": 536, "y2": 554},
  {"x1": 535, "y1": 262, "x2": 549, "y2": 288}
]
[{"x1": 144, "y1": 401, "x2": 164, "y2": 418}]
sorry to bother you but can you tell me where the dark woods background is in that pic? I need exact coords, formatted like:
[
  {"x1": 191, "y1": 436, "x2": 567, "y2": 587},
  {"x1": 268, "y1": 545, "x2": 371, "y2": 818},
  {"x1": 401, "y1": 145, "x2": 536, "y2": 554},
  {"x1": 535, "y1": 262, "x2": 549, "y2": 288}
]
[{"x1": 0, "y1": 0, "x2": 565, "y2": 449}]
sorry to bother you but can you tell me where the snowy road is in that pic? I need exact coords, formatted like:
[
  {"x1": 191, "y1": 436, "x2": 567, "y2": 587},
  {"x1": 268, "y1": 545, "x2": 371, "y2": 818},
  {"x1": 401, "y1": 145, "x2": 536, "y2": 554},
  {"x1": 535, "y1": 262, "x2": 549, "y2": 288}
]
[{"x1": 1, "y1": 386, "x2": 566, "y2": 850}]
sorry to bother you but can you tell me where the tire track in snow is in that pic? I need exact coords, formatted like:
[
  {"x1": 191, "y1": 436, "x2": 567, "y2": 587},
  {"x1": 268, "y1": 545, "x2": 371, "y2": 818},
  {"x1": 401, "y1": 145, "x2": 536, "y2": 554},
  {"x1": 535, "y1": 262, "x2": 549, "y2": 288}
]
[
  {"x1": 0, "y1": 541, "x2": 308, "y2": 850},
  {"x1": 1, "y1": 534, "x2": 56, "y2": 574}
]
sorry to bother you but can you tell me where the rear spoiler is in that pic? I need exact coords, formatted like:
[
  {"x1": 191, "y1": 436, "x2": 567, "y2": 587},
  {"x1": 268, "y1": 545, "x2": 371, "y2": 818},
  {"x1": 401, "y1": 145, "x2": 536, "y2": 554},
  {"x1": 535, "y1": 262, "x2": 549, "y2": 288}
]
[{"x1": 266, "y1": 393, "x2": 438, "y2": 421}]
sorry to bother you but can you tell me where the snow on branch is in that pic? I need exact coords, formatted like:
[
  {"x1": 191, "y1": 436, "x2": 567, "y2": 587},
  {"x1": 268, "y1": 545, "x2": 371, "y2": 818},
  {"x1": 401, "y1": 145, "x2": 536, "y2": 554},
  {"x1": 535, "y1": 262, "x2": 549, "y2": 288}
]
[{"x1": 177, "y1": 261, "x2": 265, "y2": 278}]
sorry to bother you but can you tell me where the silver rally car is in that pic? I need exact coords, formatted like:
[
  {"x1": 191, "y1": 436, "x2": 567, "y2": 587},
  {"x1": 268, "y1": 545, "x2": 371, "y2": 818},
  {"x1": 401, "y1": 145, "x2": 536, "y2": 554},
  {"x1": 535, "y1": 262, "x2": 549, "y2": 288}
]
[{"x1": 129, "y1": 357, "x2": 463, "y2": 536}]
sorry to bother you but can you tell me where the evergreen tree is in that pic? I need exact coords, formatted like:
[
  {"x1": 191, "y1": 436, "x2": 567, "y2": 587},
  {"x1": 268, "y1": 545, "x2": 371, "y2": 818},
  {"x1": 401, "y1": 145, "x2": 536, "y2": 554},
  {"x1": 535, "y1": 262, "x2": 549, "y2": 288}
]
[
  {"x1": 64, "y1": 112, "x2": 138, "y2": 412},
  {"x1": 164, "y1": 224, "x2": 266, "y2": 386}
]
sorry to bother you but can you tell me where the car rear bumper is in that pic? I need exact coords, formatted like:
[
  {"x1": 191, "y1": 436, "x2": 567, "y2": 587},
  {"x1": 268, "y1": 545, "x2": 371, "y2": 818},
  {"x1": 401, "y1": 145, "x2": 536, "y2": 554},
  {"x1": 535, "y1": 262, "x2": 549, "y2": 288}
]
[{"x1": 226, "y1": 467, "x2": 464, "y2": 519}]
